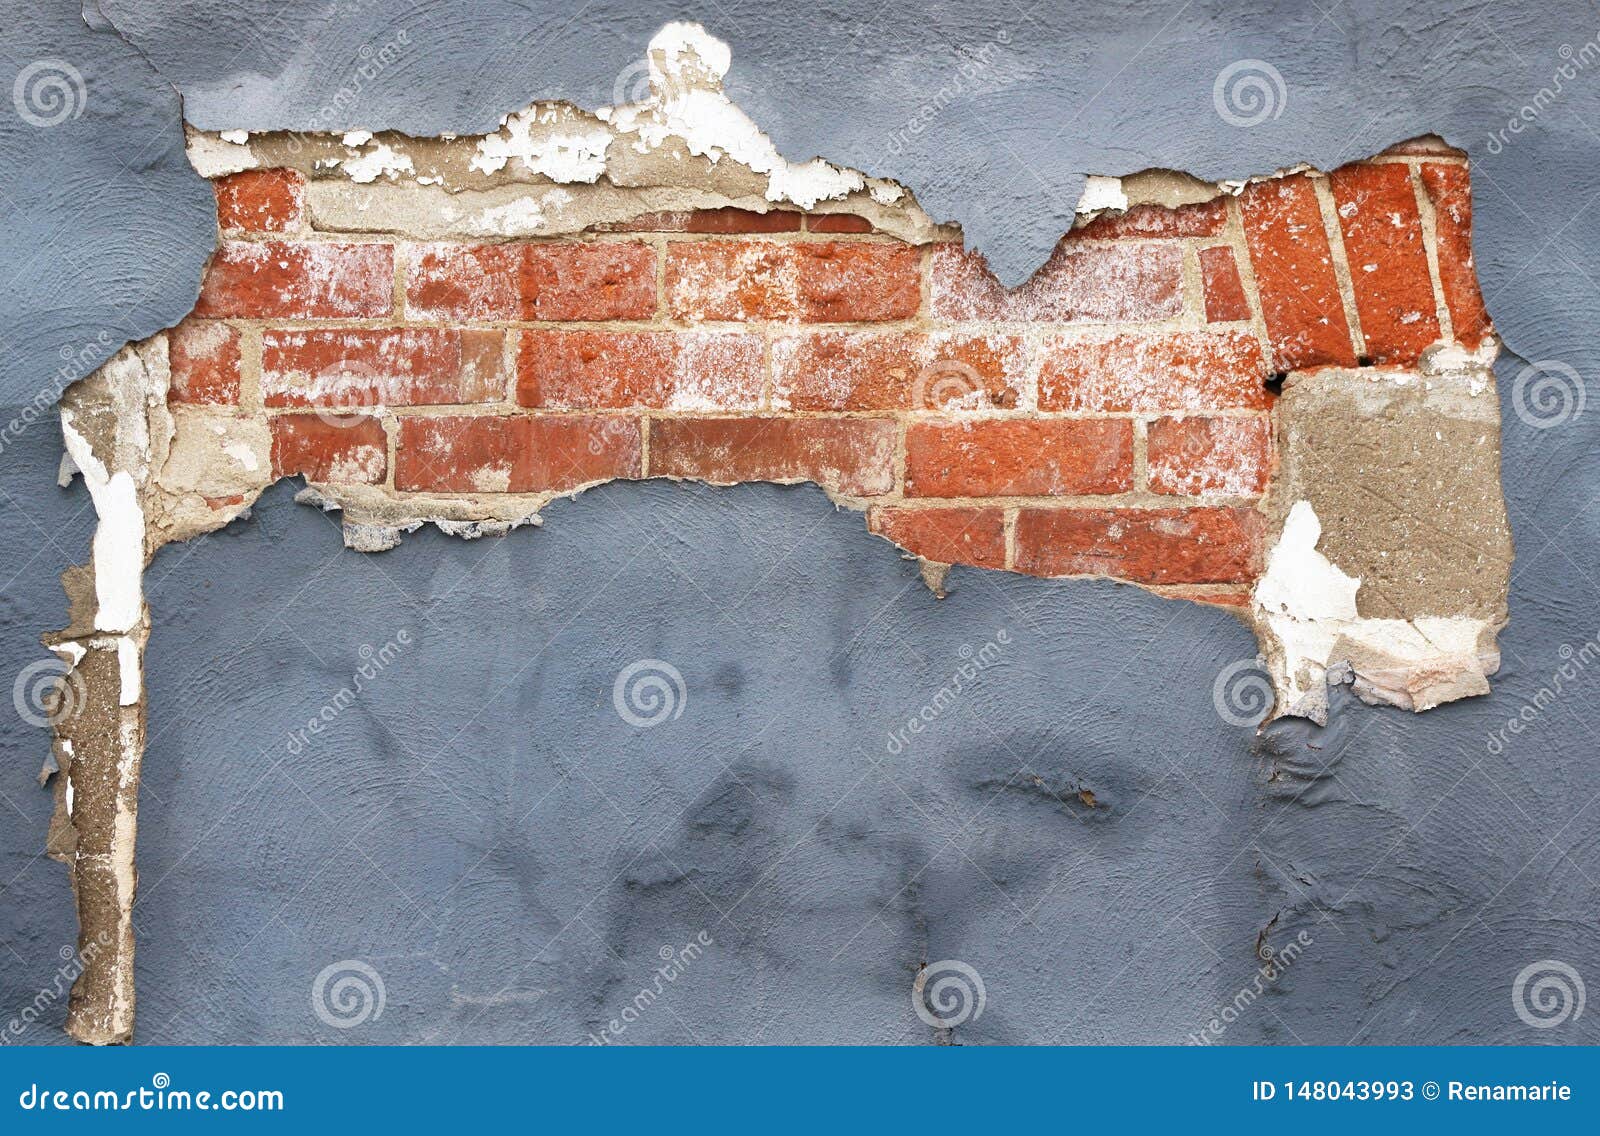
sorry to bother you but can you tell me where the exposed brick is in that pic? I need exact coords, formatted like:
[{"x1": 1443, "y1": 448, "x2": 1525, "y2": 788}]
[
  {"x1": 167, "y1": 319, "x2": 241, "y2": 404},
  {"x1": 868, "y1": 506, "x2": 1007, "y2": 568},
  {"x1": 596, "y1": 208, "x2": 802, "y2": 233},
  {"x1": 270, "y1": 414, "x2": 387, "y2": 484},
  {"x1": 770, "y1": 331, "x2": 1025, "y2": 411},
  {"x1": 1147, "y1": 416, "x2": 1273, "y2": 497},
  {"x1": 1065, "y1": 198, "x2": 1227, "y2": 241},
  {"x1": 1419, "y1": 162, "x2": 1493, "y2": 347},
  {"x1": 807, "y1": 214, "x2": 874, "y2": 233},
  {"x1": 665, "y1": 241, "x2": 920, "y2": 322},
  {"x1": 1238, "y1": 175, "x2": 1357, "y2": 370},
  {"x1": 517, "y1": 330, "x2": 763, "y2": 410},
  {"x1": 262, "y1": 328, "x2": 505, "y2": 407},
  {"x1": 1329, "y1": 162, "x2": 1441, "y2": 363},
  {"x1": 905, "y1": 420, "x2": 1133, "y2": 497},
  {"x1": 1014, "y1": 507, "x2": 1260, "y2": 584},
  {"x1": 406, "y1": 242, "x2": 656, "y2": 321},
  {"x1": 395, "y1": 415, "x2": 641, "y2": 493},
  {"x1": 1199, "y1": 246, "x2": 1252, "y2": 323},
  {"x1": 931, "y1": 241, "x2": 1183, "y2": 323},
  {"x1": 649, "y1": 417, "x2": 896, "y2": 496},
  {"x1": 214, "y1": 168, "x2": 305, "y2": 232},
  {"x1": 1381, "y1": 136, "x2": 1466, "y2": 159},
  {"x1": 195, "y1": 241, "x2": 394, "y2": 320},
  {"x1": 1039, "y1": 330, "x2": 1269, "y2": 412}
]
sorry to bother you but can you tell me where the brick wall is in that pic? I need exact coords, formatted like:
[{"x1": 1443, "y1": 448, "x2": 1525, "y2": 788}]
[{"x1": 170, "y1": 139, "x2": 1487, "y2": 607}]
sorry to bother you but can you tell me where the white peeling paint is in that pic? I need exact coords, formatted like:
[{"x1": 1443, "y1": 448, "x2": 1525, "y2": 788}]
[
  {"x1": 117, "y1": 637, "x2": 141, "y2": 706},
  {"x1": 1077, "y1": 175, "x2": 1129, "y2": 213},
  {"x1": 470, "y1": 109, "x2": 612, "y2": 180},
  {"x1": 185, "y1": 131, "x2": 258, "y2": 177},
  {"x1": 218, "y1": 129, "x2": 249, "y2": 144},
  {"x1": 60, "y1": 410, "x2": 145, "y2": 634},
  {"x1": 342, "y1": 142, "x2": 415, "y2": 183}
]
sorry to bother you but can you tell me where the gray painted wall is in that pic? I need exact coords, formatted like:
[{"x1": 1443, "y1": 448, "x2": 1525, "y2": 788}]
[{"x1": 2, "y1": 0, "x2": 1598, "y2": 1043}]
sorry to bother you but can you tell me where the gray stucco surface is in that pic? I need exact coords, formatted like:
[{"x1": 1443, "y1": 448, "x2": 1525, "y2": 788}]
[{"x1": 2, "y1": 0, "x2": 1599, "y2": 1043}]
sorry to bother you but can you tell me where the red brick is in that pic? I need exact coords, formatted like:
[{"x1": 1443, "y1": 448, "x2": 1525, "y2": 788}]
[
  {"x1": 195, "y1": 241, "x2": 394, "y2": 319},
  {"x1": 649, "y1": 417, "x2": 896, "y2": 496},
  {"x1": 1419, "y1": 163, "x2": 1493, "y2": 348},
  {"x1": 1147, "y1": 416, "x2": 1273, "y2": 497},
  {"x1": 1065, "y1": 198, "x2": 1227, "y2": 241},
  {"x1": 1014, "y1": 507, "x2": 1261, "y2": 584},
  {"x1": 807, "y1": 214, "x2": 874, "y2": 233},
  {"x1": 597, "y1": 208, "x2": 802, "y2": 233},
  {"x1": 770, "y1": 331, "x2": 1025, "y2": 411},
  {"x1": 517, "y1": 330, "x2": 763, "y2": 410},
  {"x1": 270, "y1": 414, "x2": 387, "y2": 484},
  {"x1": 1199, "y1": 246, "x2": 1252, "y2": 322},
  {"x1": 868, "y1": 506, "x2": 1007, "y2": 569},
  {"x1": 1164, "y1": 588, "x2": 1252, "y2": 609},
  {"x1": 905, "y1": 420, "x2": 1133, "y2": 498},
  {"x1": 395, "y1": 415, "x2": 641, "y2": 493},
  {"x1": 930, "y1": 242, "x2": 1183, "y2": 323},
  {"x1": 1238, "y1": 175, "x2": 1357, "y2": 370},
  {"x1": 1039, "y1": 330, "x2": 1269, "y2": 413},
  {"x1": 168, "y1": 319, "x2": 241, "y2": 404},
  {"x1": 1329, "y1": 162, "x2": 1441, "y2": 364},
  {"x1": 665, "y1": 241, "x2": 920, "y2": 322},
  {"x1": 214, "y1": 168, "x2": 304, "y2": 232},
  {"x1": 262, "y1": 328, "x2": 505, "y2": 408},
  {"x1": 406, "y1": 242, "x2": 656, "y2": 321}
]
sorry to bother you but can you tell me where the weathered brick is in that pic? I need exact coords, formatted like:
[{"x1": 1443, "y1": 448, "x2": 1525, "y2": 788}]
[
  {"x1": 1419, "y1": 162, "x2": 1493, "y2": 347},
  {"x1": 665, "y1": 240, "x2": 920, "y2": 322},
  {"x1": 262, "y1": 328, "x2": 505, "y2": 407},
  {"x1": 931, "y1": 241, "x2": 1183, "y2": 323},
  {"x1": 1199, "y1": 246, "x2": 1252, "y2": 323},
  {"x1": 195, "y1": 241, "x2": 394, "y2": 320},
  {"x1": 517, "y1": 330, "x2": 763, "y2": 410},
  {"x1": 649, "y1": 417, "x2": 896, "y2": 496},
  {"x1": 770, "y1": 331, "x2": 1025, "y2": 411},
  {"x1": 1147, "y1": 416, "x2": 1273, "y2": 497},
  {"x1": 214, "y1": 168, "x2": 305, "y2": 232},
  {"x1": 598, "y1": 208, "x2": 802, "y2": 233},
  {"x1": 905, "y1": 419, "x2": 1133, "y2": 497},
  {"x1": 1014, "y1": 506, "x2": 1260, "y2": 584},
  {"x1": 406, "y1": 242, "x2": 656, "y2": 321},
  {"x1": 1238, "y1": 174, "x2": 1357, "y2": 370},
  {"x1": 868, "y1": 506, "x2": 1007, "y2": 568},
  {"x1": 1039, "y1": 330, "x2": 1269, "y2": 412},
  {"x1": 167, "y1": 319, "x2": 241, "y2": 404},
  {"x1": 1065, "y1": 198, "x2": 1227, "y2": 241},
  {"x1": 807, "y1": 214, "x2": 874, "y2": 233},
  {"x1": 1329, "y1": 162, "x2": 1440, "y2": 363},
  {"x1": 270, "y1": 414, "x2": 387, "y2": 484},
  {"x1": 395, "y1": 415, "x2": 641, "y2": 493}
]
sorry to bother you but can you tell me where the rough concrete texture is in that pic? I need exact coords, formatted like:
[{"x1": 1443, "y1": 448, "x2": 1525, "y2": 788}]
[{"x1": 3, "y1": 0, "x2": 1599, "y2": 1045}]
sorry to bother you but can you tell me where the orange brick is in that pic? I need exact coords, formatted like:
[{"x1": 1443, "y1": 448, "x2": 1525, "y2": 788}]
[
  {"x1": 770, "y1": 331, "x2": 1025, "y2": 411},
  {"x1": 168, "y1": 319, "x2": 241, "y2": 404},
  {"x1": 1329, "y1": 162, "x2": 1440, "y2": 364},
  {"x1": 1199, "y1": 246, "x2": 1252, "y2": 322},
  {"x1": 270, "y1": 414, "x2": 387, "y2": 484},
  {"x1": 904, "y1": 420, "x2": 1133, "y2": 497},
  {"x1": 1239, "y1": 174, "x2": 1356, "y2": 370},
  {"x1": 214, "y1": 168, "x2": 304, "y2": 232},
  {"x1": 406, "y1": 242, "x2": 656, "y2": 321},
  {"x1": 665, "y1": 241, "x2": 920, "y2": 322},
  {"x1": 1014, "y1": 507, "x2": 1261, "y2": 584},
  {"x1": 1419, "y1": 163, "x2": 1492, "y2": 348},
  {"x1": 807, "y1": 214, "x2": 874, "y2": 233},
  {"x1": 868, "y1": 506, "x2": 1007, "y2": 568},
  {"x1": 1147, "y1": 416, "x2": 1273, "y2": 497},
  {"x1": 395, "y1": 415, "x2": 641, "y2": 493},
  {"x1": 1039, "y1": 330, "x2": 1269, "y2": 412},
  {"x1": 930, "y1": 241, "x2": 1183, "y2": 323},
  {"x1": 649, "y1": 417, "x2": 896, "y2": 496},
  {"x1": 1064, "y1": 198, "x2": 1227, "y2": 241},
  {"x1": 262, "y1": 328, "x2": 505, "y2": 407},
  {"x1": 596, "y1": 208, "x2": 802, "y2": 233},
  {"x1": 195, "y1": 241, "x2": 394, "y2": 320},
  {"x1": 517, "y1": 330, "x2": 763, "y2": 409}
]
